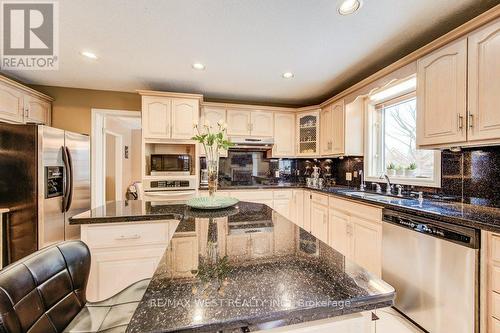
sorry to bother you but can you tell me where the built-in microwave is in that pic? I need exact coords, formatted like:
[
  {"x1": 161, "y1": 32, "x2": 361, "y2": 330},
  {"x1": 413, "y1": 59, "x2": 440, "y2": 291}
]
[{"x1": 150, "y1": 154, "x2": 191, "y2": 175}]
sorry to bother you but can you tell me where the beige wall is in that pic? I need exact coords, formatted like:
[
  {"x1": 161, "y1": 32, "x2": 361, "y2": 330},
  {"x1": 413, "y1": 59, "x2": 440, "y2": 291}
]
[{"x1": 30, "y1": 85, "x2": 141, "y2": 135}]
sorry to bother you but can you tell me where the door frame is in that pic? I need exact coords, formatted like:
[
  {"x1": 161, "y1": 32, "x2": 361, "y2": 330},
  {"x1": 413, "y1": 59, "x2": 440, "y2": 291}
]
[
  {"x1": 103, "y1": 130, "x2": 123, "y2": 203},
  {"x1": 91, "y1": 109, "x2": 141, "y2": 208}
]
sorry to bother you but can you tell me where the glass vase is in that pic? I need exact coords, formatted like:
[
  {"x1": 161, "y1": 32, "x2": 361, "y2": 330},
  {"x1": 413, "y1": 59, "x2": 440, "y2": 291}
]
[{"x1": 207, "y1": 156, "x2": 219, "y2": 198}]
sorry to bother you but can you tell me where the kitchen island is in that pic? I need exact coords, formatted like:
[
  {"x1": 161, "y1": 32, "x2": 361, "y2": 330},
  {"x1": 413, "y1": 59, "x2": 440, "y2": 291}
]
[{"x1": 70, "y1": 200, "x2": 395, "y2": 333}]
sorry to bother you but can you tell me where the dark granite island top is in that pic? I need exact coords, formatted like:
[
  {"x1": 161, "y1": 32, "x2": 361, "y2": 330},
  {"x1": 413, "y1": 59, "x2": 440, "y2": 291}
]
[{"x1": 71, "y1": 201, "x2": 395, "y2": 333}]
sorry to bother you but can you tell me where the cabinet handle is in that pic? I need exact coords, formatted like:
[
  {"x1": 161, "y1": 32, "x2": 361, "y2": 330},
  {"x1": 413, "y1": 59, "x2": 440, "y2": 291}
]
[
  {"x1": 469, "y1": 114, "x2": 474, "y2": 129},
  {"x1": 115, "y1": 234, "x2": 141, "y2": 240},
  {"x1": 457, "y1": 113, "x2": 464, "y2": 131}
]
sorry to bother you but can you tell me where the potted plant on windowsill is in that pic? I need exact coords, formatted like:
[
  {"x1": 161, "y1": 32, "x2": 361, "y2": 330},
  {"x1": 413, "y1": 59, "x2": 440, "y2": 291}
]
[
  {"x1": 395, "y1": 165, "x2": 404, "y2": 176},
  {"x1": 386, "y1": 162, "x2": 396, "y2": 176},
  {"x1": 405, "y1": 163, "x2": 417, "y2": 177}
]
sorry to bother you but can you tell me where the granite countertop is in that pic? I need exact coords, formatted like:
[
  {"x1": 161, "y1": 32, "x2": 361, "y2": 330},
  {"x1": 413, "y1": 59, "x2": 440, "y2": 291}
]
[
  {"x1": 199, "y1": 184, "x2": 500, "y2": 232},
  {"x1": 124, "y1": 202, "x2": 394, "y2": 333}
]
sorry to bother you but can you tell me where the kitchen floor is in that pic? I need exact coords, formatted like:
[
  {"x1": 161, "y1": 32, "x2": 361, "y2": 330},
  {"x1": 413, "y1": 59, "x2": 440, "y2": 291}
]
[{"x1": 375, "y1": 307, "x2": 424, "y2": 333}]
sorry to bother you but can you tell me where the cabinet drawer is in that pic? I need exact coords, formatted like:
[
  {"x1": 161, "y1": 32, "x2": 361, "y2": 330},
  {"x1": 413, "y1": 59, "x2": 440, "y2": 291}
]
[
  {"x1": 493, "y1": 292, "x2": 500, "y2": 320},
  {"x1": 230, "y1": 190, "x2": 273, "y2": 201},
  {"x1": 491, "y1": 235, "x2": 500, "y2": 263},
  {"x1": 273, "y1": 190, "x2": 292, "y2": 200},
  {"x1": 82, "y1": 222, "x2": 171, "y2": 249},
  {"x1": 492, "y1": 265, "x2": 500, "y2": 293},
  {"x1": 311, "y1": 193, "x2": 328, "y2": 206},
  {"x1": 493, "y1": 317, "x2": 500, "y2": 333},
  {"x1": 329, "y1": 197, "x2": 382, "y2": 221}
]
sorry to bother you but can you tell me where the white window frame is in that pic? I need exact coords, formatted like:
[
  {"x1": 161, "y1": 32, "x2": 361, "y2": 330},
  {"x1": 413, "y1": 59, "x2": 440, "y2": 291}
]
[{"x1": 364, "y1": 82, "x2": 441, "y2": 188}]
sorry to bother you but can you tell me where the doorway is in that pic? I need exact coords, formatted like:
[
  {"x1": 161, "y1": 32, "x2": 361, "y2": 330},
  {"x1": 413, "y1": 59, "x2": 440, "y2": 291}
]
[{"x1": 91, "y1": 109, "x2": 141, "y2": 208}]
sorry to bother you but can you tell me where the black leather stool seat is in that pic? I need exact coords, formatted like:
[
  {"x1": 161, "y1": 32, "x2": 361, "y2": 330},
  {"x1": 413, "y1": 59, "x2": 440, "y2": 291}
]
[
  {"x1": 63, "y1": 279, "x2": 150, "y2": 333},
  {"x1": 0, "y1": 241, "x2": 150, "y2": 333}
]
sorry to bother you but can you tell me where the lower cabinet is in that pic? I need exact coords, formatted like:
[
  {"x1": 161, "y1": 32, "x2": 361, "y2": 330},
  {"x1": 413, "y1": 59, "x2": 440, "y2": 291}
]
[
  {"x1": 310, "y1": 193, "x2": 329, "y2": 244},
  {"x1": 483, "y1": 231, "x2": 500, "y2": 333},
  {"x1": 81, "y1": 220, "x2": 175, "y2": 302},
  {"x1": 328, "y1": 197, "x2": 383, "y2": 277},
  {"x1": 166, "y1": 236, "x2": 199, "y2": 278},
  {"x1": 226, "y1": 232, "x2": 273, "y2": 260},
  {"x1": 291, "y1": 190, "x2": 304, "y2": 228},
  {"x1": 303, "y1": 191, "x2": 312, "y2": 232}
]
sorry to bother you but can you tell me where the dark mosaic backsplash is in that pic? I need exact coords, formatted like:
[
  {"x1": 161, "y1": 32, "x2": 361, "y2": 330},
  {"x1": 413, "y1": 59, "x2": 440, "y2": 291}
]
[{"x1": 204, "y1": 146, "x2": 500, "y2": 208}]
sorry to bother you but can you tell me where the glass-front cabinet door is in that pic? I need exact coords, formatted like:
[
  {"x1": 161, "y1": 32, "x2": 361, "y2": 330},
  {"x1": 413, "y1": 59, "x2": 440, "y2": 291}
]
[{"x1": 296, "y1": 110, "x2": 320, "y2": 156}]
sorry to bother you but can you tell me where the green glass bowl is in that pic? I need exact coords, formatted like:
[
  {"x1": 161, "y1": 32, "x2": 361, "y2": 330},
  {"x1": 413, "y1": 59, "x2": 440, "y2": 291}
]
[{"x1": 186, "y1": 196, "x2": 239, "y2": 210}]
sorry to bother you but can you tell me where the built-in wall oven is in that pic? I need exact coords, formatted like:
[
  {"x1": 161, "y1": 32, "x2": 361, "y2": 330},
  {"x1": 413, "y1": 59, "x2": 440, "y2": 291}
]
[
  {"x1": 382, "y1": 209, "x2": 479, "y2": 333},
  {"x1": 142, "y1": 175, "x2": 197, "y2": 203}
]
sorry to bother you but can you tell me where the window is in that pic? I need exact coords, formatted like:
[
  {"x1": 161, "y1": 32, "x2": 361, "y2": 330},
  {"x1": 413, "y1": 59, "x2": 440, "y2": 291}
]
[{"x1": 365, "y1": 77, "x2": 441, "y2": 187}]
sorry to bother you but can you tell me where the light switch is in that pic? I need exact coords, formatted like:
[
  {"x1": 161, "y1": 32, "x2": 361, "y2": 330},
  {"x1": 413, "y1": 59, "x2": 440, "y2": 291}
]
[
  {"x1": 353, "y1": 171, "x2": 358, "y2": 178},
  {"x1": 346, "y1": 172, "x2": 352, "y2": 181}
]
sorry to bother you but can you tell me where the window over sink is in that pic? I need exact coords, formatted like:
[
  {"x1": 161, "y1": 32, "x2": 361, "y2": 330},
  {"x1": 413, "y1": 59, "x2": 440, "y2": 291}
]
[{"x1": 365, "y1": 76, "x2": 441, "y2": 187}]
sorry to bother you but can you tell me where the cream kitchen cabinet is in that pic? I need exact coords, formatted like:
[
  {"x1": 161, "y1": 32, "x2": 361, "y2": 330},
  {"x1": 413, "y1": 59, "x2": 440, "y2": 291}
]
[
  {"x1": 328, "y1": 197, "x2": 382, "y2": 277},
  {"x1": 200, "y1": 106, "x2": 228, "y2": 157},
  {"x1": 417, "y1": 37, "x2": 468, "y2": 147},
  {"x1": 467, "y1": 17, "x2": 500, "y2": 143},
  {"x1": 226, "y1": 232, "x2": 273, "y2": 260},
  {"x1": 229, "y1": 190, "x2": 274, "y2": 208},
  {"x1": 273, "y1": 190, "x2": 293, "y2": 219},
  {"x1": 303, "y1": 190, "x2": 312, "y2": 232},
  {"x1": 296, "y1": 110, "x2": 320, "y2": 156},
  {"x1": 24, "y1": 94, "x2": 51, "y2": 124},
  {"x1": 273, "y1": 112, "x2": 296, "y2": 157},
  {"x1": 0, "y1": 77, "x2": 52, "y2": 125},
  {"x1": 310, "y1": 193, "x2": 329, "y2": 244},
  {"x1": 81, "y1": 220, "x2": 175, "y2": 302},
  {"x1": 141, "y1": 94, "x2": 199, "y2": 140},
  {"x1": 227, "y1": 109, "x2": 273, "y2": 137},
  {"x1": 320, "y1": 100, "x2": 346, "y2": 156},
  {"x1": 292, "y1": 189, "x2": 304, "y2": 228}
]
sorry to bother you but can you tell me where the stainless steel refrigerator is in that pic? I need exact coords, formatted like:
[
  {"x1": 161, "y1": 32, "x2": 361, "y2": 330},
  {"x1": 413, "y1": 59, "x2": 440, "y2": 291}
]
[{"x1": 0, "y1": 124, "x2": 90, "y2": 265}]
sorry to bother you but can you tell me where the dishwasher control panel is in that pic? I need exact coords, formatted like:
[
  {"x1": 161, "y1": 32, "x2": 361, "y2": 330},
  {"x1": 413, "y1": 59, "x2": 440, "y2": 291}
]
[{"x1": 382, "y1": 209, "x2": 479, "y2": 249}]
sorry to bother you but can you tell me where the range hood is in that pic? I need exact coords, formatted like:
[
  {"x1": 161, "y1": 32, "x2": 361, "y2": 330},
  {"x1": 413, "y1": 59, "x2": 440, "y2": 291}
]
[{"x1": 229, "y1": 137, "x2": 274, "y2": 150}]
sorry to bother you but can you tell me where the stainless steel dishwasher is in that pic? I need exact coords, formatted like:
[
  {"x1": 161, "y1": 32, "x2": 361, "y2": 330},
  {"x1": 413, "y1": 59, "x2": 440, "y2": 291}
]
[{"x1": 382, "y1": 209, "x2": 480, "y2": 333}]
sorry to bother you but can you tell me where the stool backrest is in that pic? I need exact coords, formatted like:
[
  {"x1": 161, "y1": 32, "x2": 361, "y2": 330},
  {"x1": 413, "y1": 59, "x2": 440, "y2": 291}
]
[{"x1": 0, "y1": 241, "x2": 90, "y2": 333}]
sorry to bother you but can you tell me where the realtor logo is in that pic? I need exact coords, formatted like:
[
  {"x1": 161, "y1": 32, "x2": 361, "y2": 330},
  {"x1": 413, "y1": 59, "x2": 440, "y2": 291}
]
[{"x1": 1, "y1": 1, "x2": 59, "y2": 70}]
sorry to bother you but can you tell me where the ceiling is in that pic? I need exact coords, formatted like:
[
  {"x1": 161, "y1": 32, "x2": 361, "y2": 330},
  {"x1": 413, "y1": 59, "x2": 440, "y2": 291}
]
[{"x1": 3, "y1": 0, "x2": 498, "y2": 106}]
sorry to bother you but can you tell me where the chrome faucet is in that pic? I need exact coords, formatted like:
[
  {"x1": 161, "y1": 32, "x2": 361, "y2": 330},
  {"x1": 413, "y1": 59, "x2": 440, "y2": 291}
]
[
  {"x1": 380, "y1": 174, "x2": 392, "y2": 195},
  {"x1": 396, "y1": 184, "x2": 403, "y2": 197},
  {"x1": 372, "y1": 182, "x2": 382, "y2": 193},
  {"x1": 359, "y1": 170, "x2": 365, "y2": 191}
]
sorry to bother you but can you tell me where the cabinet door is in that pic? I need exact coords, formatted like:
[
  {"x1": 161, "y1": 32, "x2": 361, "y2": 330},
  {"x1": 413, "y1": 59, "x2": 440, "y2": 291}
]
[
  {"x1": 311, "y1": 202, "x2": 328, "y2": 244},
  {"x1": 273, "y1": 113, "x2": 296, "y2": 157},
  {"x1": 468, "y1": 18, "x2": 500, "y2": 142},
  {"x1": 200, "y1": 107, "x2": 228, "y2": 157},
  {"x1": 292, "y1": 190, "x2": 304, "y2": 228},
  {"x1": 303, "y1": 191, "x2": 311, "y2": 233},
  {"x1": 329, "y1": 209, "x2": 350, "y2": 257},
  {"x1": 0, "y1": 83, "x2": 23, "y2": 123},
  {"x1": 171, "y1": 98, "x2": 199, "y2": 139},
  {"x1": 250, "y1": 232, "x2": 274, "y2": 258},
  {"x1": 227, "y1": 109, "x2": 251, "y2": 136},
  {"x1": 417, "y1": 37, "x2": 467, "y2": 146},
  {"x1": 226, "y1": 234, "x2": 251, "y2": 259},
  {"x1": 142, "y1": 96, "x2": 171, "y2": 138},
  {"x1": 87, "y1": 245, "x2": 165, "y2": 302},
  {"x1": 24, "y1": 95, "x2": 50, "y2": 124},
  {"x1": 320, "y1": 105, "x2": 333, "y2": 155},
  {"x1": 274, "y1": 198, "x2": 291, "y2": 219},
  {"x1": 351, "y1": 216, "x2": 382, "y2": 277},
  {"x1": 297, "y1": 111, "x2": 320, "y2": 156},
  {"x1": 170, "y1": 236, "x2": 199, "y2": 278},
  {"x1": 331, "y1": 100, "x2": 345, "y2": 155},
  {"x1": 250, "y1": 111, "x2": 273, "y2": 137}
]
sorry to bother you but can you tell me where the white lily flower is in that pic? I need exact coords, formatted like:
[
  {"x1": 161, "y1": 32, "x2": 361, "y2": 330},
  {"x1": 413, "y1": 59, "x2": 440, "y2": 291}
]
[{"x1": 204, "y1": 120, "x2": 211, "y2": 127}]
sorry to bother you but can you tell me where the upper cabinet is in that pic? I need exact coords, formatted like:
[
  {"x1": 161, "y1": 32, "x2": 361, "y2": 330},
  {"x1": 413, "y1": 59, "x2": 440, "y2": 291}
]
[
  {"x1": 227, "y1": 109, "x2": 273, "y2": 137},
  {"x1": 417, "y1": 17, "x2": 500, "y2": 148},
  {"x1": 140, "y1": 91, "x2": 201, "y2": 140},
  {"x1": 416, "y1": 37, "x2": 468, "y2": 147},
  {"x1": 320, "y1": 99, "x2": 363, "y2": 157},
  {"x1": 296, "y1": 110, "x2": 320, "y2": 156},
  {"x1": 467, "y1": 17, "x2": 500, "y2": 143},
  {"x1": 200, "y1": 106, "x2": 228, "y2": 157},
  {"x1": 0, "y1": 76, "x2": 52, "y2": 125},
  {"x1": 273, "y1": 112, "x2": 295, "y2": 157}
]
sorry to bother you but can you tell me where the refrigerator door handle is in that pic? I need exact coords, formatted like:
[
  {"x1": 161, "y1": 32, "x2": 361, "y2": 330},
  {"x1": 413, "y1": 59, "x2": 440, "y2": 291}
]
[
  {"x1": 65, "y1": 147, "x2": 74, "y2": 213},
  {"x1": 61, "y1": 146, "x2": 70, "y2": 213}
]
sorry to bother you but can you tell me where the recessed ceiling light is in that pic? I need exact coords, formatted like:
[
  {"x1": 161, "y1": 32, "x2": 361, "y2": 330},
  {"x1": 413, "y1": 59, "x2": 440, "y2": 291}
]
[
  {"x1": 338, "y1": 0, "x2": 361, "y2": 15},
  {"x1": 81, "y1": 51, "x2": 98, "y2": 59},
  {"x1": 282, "y1": 72, "x2": 294, "y2": 79},
  {"x1": 192, "y1": 63, "x2": 205, "y2": 70}
]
